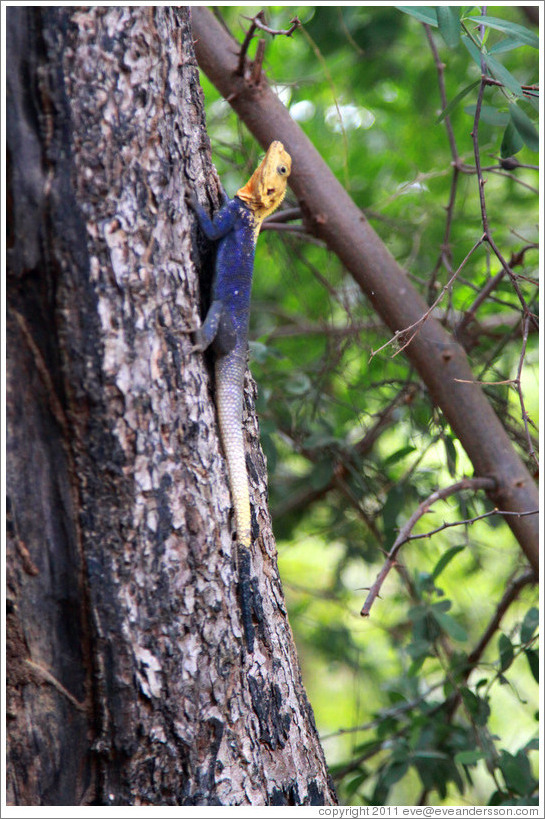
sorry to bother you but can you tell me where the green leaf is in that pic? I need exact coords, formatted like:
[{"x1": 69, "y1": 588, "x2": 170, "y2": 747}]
[
  {"x1": 433, "y1": 610, "x2": 468, "y2": 642},
  {"x1": 383, "y1": 445, "x2": 416, "y2": 466},
  {"x1": 309, "y1": 459, "x2": 334, "y2": 490},
  {"x1": 498, "y1": 633, "x2": 514, "y2": 672},
  {"x1": 524, "y1": 649, "x2": 539, "y2": 683},
  {"x1": 455, "y1": 750, "x2": 486, "y2": 765},
  {"x1": 499, "y1": 750, "x2": 536, "y2": 796},
  {"x1": 430, "y1": 545, "x2": 465, "y2": 581},
  {"x1": 285, "y1": 372, "x2": 311, "y2": 396},
  {"x1": 344, "y1": 771, "x2": 368, "y2": 798},
  {"x1": 396, "y1": 6, "x2": 438, "y2": 26},
  {"x1": 484, "y1": 54, "x2": 523, "y2": 97},
  {"x1": 489, "y1": 35, "x2": 530, "y2": 55},
  {"x1": 353, "y1": 738, "x2": 383, "y2": 756},
  {"x1": 509, "y1": 103, "x2": 539, "y2": 152},
  {"x1": 437, "y1": 6, "x2": 461, "y2": 48},
  {"x1": 415, "y1": 570, "x2": 436, "y2": 596},
  {"x1": 406, "y1": 638, "x2": 433, "y2": 660},
  {"x1": 464, "y1": 105, "x2": 510, "y2": 126},
  {"x1": 461, "y1": 34, "x2": 485, "y2": 69},
  {"x1": 436, "y1": 80, "x2": 481, "y2": 123},
  {"x1": 488, "y1": 789, "x2": 509, "y2": 806},
  {"x1": 500, "y1": 120, "x2": 523, "y2": 158},
  {"x1": 432, "y1": 598, "x2": 452, "y2": 613},
  {"x1": 408, "y1": 656, "x2": 426, "y2": 677},
  {"x1": 377, "y1": 715, "x2": 399, "y2": 740},
  {"x1": 303, "y1": 430, "x2": 336, "y2": 448},
  {"x1": 470, "y1": 15, "x2": 539, "y2": 49},
  {"x1": 411, "y1": 750, "x2": 449, "y2": 760},
  {"x1": 250, "y1": 341, "x2": 283, "y2": 365},
  {"x1": 443, "y1": 435, "x2": 457, "y2": 476},
  {"x1": 461, "y1": 688, "x2": 490, "y2": 725},
  {"x1": 382, "y1": 759, "x2": 410, "y2": 787},
  {"x1": 524, "y1": 94, "x2": 539, "y2": 113},
  {"x1": 520, "y1": 607, "x2": 539, "y2": 643},
  {"x1": 382, "y1": 485, "x2": 405, "y2": 534}
]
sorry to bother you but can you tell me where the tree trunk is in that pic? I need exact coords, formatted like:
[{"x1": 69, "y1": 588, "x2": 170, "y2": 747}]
[{"x1": 6, "y1": 6, "x2": 336, "y2": 806}]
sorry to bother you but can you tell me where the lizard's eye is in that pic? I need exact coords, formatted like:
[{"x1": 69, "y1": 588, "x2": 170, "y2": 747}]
[{"x1": 277, "y1": 164, "x2": 288, "y2": 176}]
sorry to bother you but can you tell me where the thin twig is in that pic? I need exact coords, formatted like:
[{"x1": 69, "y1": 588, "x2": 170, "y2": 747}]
[
  {"x1": 263, "y1": 206, "x2": 302, "y2": 224},
  {"x1": 260, "y1": 223, "x2": 306, "y2": 234},
  {"x1": 482, "y1": 76, "x2": 539, "y2": 97},
  {"x1": 370, "y1": 237, "x2": 484, "y2": 360},
  {"x1": 249, "y1": 13, "x2": 301, "y2": 37},
  {"x1": 424, "y1": 24, "x2": 461, "y2": 304},
  {"x1": 456, "y1": 244, "x2": 538, "y2": 338},
  {"x1": 515, "y1": 314, "x2": 539, "y2": 466},
  {"x1": 250, "y1": 38, "x2": 266, "y2": 83},
  {"x1": 361, "y1": 477, "x2": 496, "y2": 617},
  {"x1": 487, "y1": 234, "x2": 539, "y2": 331},
  {"x1": 471, "y1": 70, "x2": 490, "y2": 231},
  {"x1": 321, "y1": 681, "x2": 446, "y2": 741},
  {"x1": 403, "y1": 506, "x2": 538, "y2": 544},
  {"x1": 469, "y1": 40, "x2": 539, "y2": 332},
  {"x1": 456, "y1": 161, "x2": 538, "y2": 194},
  {"x1": 237, "y1": 11, "x2": 300, "y2": 76},
  {"x1": 466, "y1": 569, "x2": 536, "y2": 670},
  {"x1": 237, "y1": 10, "x2": 264, "y2": 76},
  {"x1": 474, "y1": 292, "x2": 539, "y2": 383}
]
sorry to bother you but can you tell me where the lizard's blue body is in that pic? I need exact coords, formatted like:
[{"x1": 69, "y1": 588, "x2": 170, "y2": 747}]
[
  {"x1": 192, "y1": 196, "x2": 256, "y2": 354},
  {"x1": 188, "y1": 141, "x2": 291, "y2": 652}
]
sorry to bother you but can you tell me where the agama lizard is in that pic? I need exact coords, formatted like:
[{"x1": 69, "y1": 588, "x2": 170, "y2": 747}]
[{"x1": 187, "y1": 141, "x2": 292, "y2": 652}]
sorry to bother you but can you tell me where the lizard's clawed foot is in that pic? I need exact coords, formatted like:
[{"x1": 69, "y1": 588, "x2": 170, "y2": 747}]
[
  {"x1": 180, "y1": 324, "x2": 207, "y2": 354},
  {"x1": 190, "y1": 327, "x2": 208, "y2": 353},
  {"x1": 184, "y1": 188, "x2": 199, "y2": 211}
]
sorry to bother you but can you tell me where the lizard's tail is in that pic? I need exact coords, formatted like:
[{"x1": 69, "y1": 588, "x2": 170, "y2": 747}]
[
  {"x1": 215, "y1": 353, "x2": 252, "y2": 549},
  {"x1": 215, "y1": 353, "x2": 255, "y2": 651}
]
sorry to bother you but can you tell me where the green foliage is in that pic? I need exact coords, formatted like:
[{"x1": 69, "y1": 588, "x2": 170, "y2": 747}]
[
  {"x1": 198, "y1": 4, "x2": 538, "y2": 807},
  {"x1": 398, "y1": 7, "x2": 539, "y2": 155}
]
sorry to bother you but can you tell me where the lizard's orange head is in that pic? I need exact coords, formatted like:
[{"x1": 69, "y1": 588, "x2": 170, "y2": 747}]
[{"x1": 236, "y1": 141, "x2": 292, "y2": 227}]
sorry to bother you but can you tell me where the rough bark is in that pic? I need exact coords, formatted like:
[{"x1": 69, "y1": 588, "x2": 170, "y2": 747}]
[
  {"x1": 190, "y1": 6, "x2": 539, "y2": 575},
  {"x1": 6, "y1": 6, "x2": 336, "y2": 806}
]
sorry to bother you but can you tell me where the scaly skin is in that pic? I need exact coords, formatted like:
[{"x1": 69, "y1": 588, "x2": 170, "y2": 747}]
[{"x1": 188, "y1": 141, "x2": 292, "y2": 650}]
